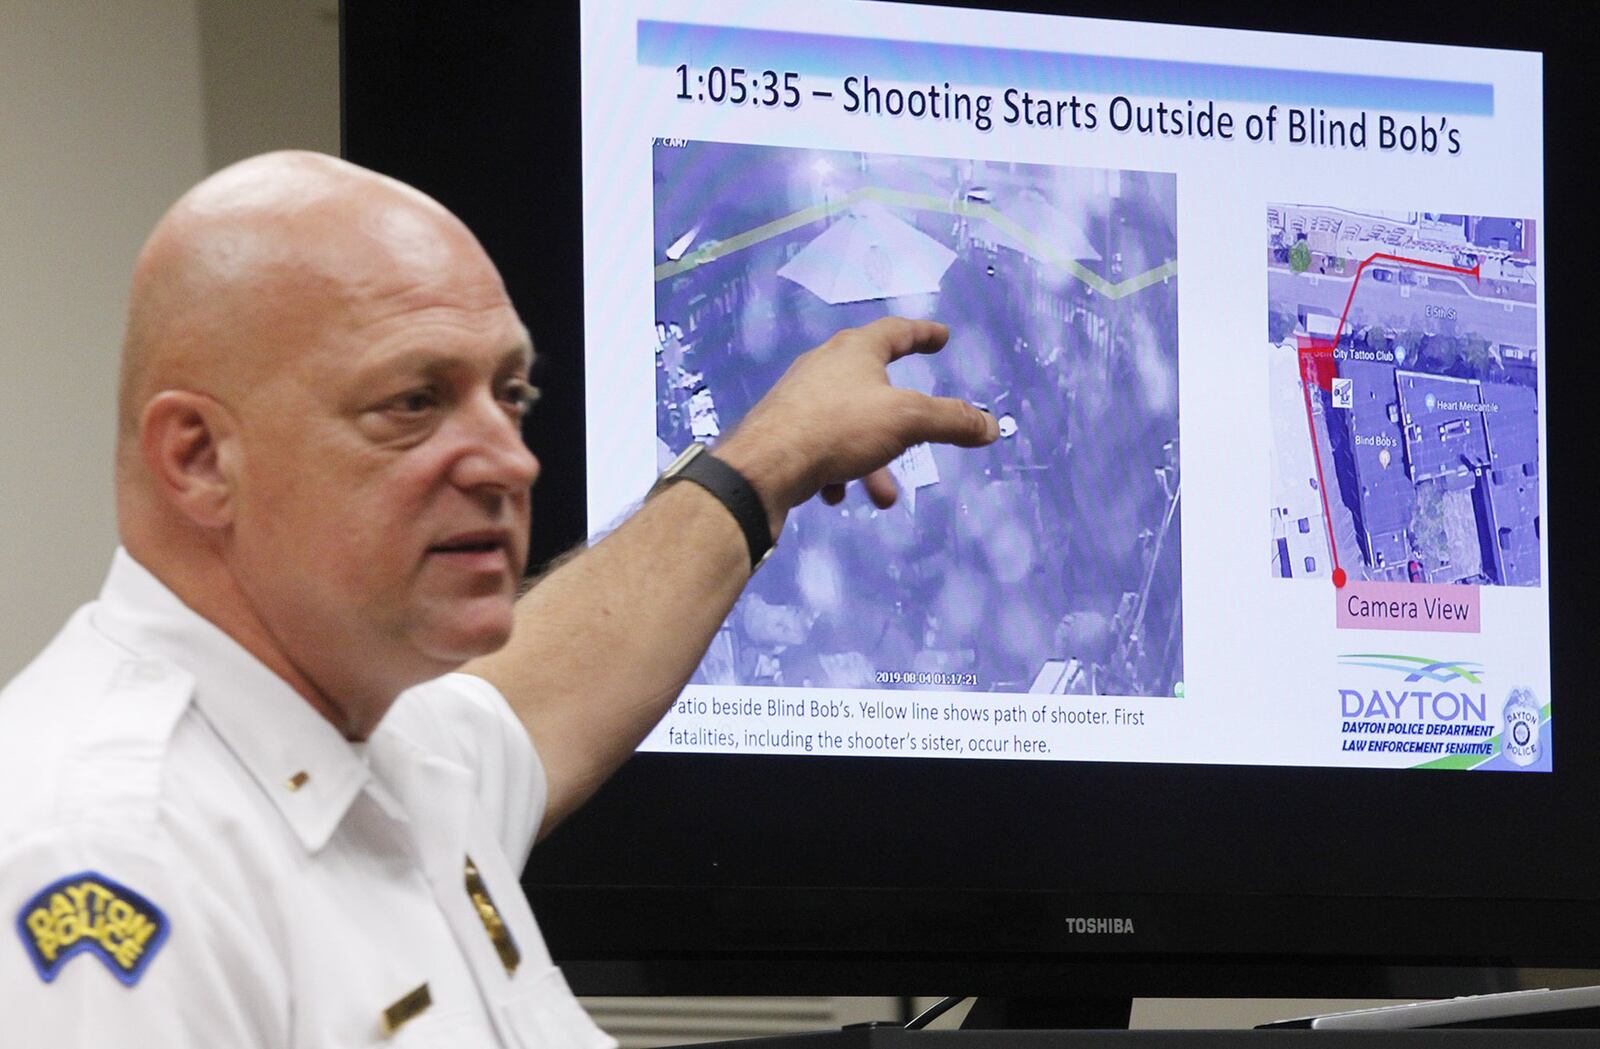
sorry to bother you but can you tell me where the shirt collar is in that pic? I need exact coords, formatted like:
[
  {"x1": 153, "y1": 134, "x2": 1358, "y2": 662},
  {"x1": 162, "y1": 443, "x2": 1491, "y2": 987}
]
[
  {"x1": 365, "y1": 727, "x2": 474, "y2": 886},
  {"x1": 91, "y1": 548, "x2": 371, "y2": 853}
]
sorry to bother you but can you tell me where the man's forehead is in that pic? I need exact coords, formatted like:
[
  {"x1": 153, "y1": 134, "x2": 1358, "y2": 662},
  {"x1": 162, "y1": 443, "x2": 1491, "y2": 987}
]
[
  {"x1": 361, "y1": 199, "x2": 462, "y2": 274},
  {"x1": 314, "y1": 223, "x2": 528, "y2": 371},
  {"x1": 348, "y1": 321, "x2": 534, "y2": 375}
]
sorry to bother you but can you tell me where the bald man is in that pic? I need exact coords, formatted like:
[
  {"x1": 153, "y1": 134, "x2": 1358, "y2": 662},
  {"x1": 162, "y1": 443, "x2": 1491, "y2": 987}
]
[{"x1": 0, "y1": 152, "x2": 997, "y2": 1045}]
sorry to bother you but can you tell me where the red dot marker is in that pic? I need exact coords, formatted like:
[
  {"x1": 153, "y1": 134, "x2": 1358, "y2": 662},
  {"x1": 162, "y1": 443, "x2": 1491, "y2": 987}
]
[{"x1": 1332, "y1": 568, "x2": 1347, "y2": 588}]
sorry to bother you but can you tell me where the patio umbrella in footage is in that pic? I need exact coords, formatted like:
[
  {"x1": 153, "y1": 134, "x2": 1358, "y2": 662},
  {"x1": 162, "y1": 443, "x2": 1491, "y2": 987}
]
[{"x1": 778, "y1": 203, "x2": 956, "y2": 304}]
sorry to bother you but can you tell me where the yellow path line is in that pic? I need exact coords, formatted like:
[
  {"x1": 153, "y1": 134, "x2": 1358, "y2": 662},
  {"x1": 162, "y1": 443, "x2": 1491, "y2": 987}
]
[{"x1": 653, "y1": 184, "x2": 1176, "y2": 300}]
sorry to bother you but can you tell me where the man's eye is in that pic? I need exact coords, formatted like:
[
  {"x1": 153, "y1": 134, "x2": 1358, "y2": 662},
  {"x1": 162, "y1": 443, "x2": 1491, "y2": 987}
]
[
  {"x1": 391, "y1": 389, "x2": 440, "y2": 415},
  {"x1": 502, "y1": 383, "x2": 541, "y2": 417}
]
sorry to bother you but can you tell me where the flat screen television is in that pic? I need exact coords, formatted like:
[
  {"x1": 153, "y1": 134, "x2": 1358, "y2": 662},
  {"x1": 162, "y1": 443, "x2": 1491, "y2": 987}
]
[{"x1": 343, "y1": 0, "x2": 1599, "y2": 1010}]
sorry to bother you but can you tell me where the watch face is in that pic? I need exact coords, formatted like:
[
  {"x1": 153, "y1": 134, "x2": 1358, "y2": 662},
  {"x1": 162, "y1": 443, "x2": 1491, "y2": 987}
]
[
  {"x1": 650, "y1": 442, "x2": 708, "y2": 499},
  {"x1": 662, "y1": 442, "x2": 706, "y2": 480}
]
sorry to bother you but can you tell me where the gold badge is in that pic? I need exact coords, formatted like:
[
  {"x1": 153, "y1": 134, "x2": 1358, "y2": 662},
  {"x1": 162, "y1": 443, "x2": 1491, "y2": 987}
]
[
  {"x1": 381, "y1": 982, "x2": 432, "y2": 1036},
  {"x1": 464, "y1": 855, "x2": 520, "y2": 975}
]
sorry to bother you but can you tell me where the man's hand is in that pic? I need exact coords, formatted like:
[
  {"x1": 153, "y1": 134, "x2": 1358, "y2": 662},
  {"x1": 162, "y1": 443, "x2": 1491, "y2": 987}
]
[
  {"x1": 715, "y1": 317, "x2": 999, "y2": 528},
  {"x1": 469, "y1": 318, "x2": 998, "y2": 839}
]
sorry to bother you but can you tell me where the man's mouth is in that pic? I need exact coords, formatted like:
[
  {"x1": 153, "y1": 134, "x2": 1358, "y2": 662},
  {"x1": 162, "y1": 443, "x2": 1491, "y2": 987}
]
[
  {"x1": 428, "y1": 531, "x2": 513, "y2": 567},
  {"x1": 432, "y1": 536, "x2": 503, "y2": 554}
]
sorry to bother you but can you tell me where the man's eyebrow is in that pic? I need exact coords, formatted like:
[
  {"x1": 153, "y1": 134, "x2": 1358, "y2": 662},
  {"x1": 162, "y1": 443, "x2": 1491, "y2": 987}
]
[
  {"x1": 356, "y1": 341, "x2": 534, "y2": 379},
  {"x1": 510, "y1": 338, "x2": 536, "y2": 374},
  {"x1": 514, "y1": 327, "x2": 536, "y2": 372}
]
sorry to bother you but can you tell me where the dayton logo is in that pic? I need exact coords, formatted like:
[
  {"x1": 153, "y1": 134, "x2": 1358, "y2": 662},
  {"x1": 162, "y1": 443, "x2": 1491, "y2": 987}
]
[
  {"x1": 1337, "y1": 654, "x2": 1483, "y2": 684},
  {"x1": 1337, "y1": 653, "x2": 1490, "y2": 724}
]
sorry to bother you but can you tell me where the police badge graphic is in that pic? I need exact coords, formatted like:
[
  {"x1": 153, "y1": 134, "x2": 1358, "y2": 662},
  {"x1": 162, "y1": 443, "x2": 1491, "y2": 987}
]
[{"x1": 1501, "y1": 687, "x2": 1543, "y2": 767}]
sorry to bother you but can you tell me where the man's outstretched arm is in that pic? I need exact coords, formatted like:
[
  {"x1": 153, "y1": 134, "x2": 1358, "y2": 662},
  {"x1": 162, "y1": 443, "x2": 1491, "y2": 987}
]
[{"x1": 462, "y1": 318, "x2": 998, "y2": 835}]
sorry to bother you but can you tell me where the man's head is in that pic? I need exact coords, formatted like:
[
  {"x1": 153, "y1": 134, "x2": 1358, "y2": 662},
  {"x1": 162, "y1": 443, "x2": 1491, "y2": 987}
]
[{"x1": 117, "y1": 151, "x2": 538, "y2": 737}]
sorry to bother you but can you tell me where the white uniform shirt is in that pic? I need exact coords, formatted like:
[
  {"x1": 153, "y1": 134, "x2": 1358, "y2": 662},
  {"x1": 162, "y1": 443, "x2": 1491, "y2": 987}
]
[{"x1": 0, "y1": 550, "x2": 617, "y2": 1049}]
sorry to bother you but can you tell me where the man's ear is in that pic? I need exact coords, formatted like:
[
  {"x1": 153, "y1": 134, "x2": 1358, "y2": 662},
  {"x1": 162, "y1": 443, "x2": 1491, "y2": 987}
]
[{"x1": 139, "y1": 390, "x2": 241, "y2": 529}]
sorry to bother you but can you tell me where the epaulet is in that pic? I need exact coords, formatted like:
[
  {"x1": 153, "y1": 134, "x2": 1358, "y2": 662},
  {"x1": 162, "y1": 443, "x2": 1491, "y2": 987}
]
[
  {"x1": 55, "y1": 648, "x2": 196, "y2": 832},
  {"x1": 2, "y1": 613, "x2": 193, "y2": 990}
]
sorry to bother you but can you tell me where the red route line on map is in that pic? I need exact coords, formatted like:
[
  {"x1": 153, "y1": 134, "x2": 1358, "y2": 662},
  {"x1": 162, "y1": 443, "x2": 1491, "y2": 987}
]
[{"x1": 1294, "y1": 251, "x2": 1481, "y2": 588}]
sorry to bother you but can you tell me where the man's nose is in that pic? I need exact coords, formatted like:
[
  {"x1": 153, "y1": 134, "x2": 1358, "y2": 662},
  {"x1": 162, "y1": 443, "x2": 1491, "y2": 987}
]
[{"x1": 454, "y1": 394, "x2": 541, "y2": 492}]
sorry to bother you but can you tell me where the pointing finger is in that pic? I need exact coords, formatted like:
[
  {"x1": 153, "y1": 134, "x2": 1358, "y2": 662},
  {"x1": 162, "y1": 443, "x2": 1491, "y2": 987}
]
[{"x1": 898, "y1": 392, "x2": 1000, "y2": 448}]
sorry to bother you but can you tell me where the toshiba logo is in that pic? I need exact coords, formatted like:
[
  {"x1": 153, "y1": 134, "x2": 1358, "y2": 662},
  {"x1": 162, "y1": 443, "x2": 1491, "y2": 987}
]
[{"x1": 1063, "y1": 917, "x2": 1135, "y2": 934}]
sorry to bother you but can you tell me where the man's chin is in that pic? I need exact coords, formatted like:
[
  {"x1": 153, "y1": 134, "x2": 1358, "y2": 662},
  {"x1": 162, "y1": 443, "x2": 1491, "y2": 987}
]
[{"x1": 413, "y1": 600, "x2": 516, "y2": 668}]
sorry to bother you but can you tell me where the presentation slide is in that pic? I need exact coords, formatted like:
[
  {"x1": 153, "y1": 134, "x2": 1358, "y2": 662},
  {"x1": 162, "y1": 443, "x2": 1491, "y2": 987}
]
[{"x1": 579, "y1": 0, "x2": 1549, "y2": 772}]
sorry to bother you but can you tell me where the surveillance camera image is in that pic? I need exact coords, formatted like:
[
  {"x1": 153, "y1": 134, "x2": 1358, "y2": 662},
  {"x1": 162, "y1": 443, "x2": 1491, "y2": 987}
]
[
  {"x1": 1266, "y1": 204, "x2": 1540, "y2": 589},
  {"x1": 652, "y1": 140, "x2": 1181, "y2": 698}
]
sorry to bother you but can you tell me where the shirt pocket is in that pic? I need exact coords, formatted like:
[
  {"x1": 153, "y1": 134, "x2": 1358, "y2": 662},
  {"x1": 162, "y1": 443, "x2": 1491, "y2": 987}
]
[{"x1": 498, "y1": 966, "x2": 615, "y2": 1049}]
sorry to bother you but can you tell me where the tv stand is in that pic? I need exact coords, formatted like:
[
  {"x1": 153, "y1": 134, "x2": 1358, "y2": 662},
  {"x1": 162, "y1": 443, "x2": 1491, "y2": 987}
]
[
  {"x1": 961, "y1": 997, "x2": 1132, "y2": 1030},
  {"x1": 676, "y1": 989, "x2": 1600, "y2": 1047},
  {"x1": 678, "y1": 1029, "x2": 1597, "y2": 1047}
]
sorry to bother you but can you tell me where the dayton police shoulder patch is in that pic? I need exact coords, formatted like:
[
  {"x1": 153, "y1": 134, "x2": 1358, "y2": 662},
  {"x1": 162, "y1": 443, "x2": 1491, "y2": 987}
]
[{"x1": 15, "y1": 870, "x2": 170, "y2": 986}]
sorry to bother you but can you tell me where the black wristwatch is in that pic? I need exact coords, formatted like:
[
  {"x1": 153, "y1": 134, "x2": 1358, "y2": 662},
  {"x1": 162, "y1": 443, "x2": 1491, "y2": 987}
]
[{"x1": 648, "y1": 443, "x2": 775, "y2": 571}]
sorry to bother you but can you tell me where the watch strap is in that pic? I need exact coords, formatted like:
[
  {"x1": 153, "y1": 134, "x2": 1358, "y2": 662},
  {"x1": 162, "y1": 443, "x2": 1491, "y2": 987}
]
[{"x1": 653, "y1": 446, "x2": 775, "y2": 571}]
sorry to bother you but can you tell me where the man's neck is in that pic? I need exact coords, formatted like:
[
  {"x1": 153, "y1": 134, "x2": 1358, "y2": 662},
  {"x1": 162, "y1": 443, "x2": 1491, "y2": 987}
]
[{"x1": 126, "y1": 542, "x2": 381, "y2": 739}]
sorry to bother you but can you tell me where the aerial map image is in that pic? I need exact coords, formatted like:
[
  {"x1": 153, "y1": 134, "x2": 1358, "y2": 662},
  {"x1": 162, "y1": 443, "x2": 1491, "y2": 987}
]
[
  {"x1": 653, "y1": 140, "x2": 1181, "y2": 696},
  {"x1": 1267, "y1": 204, "x2": 1540, "y2": 587}
]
